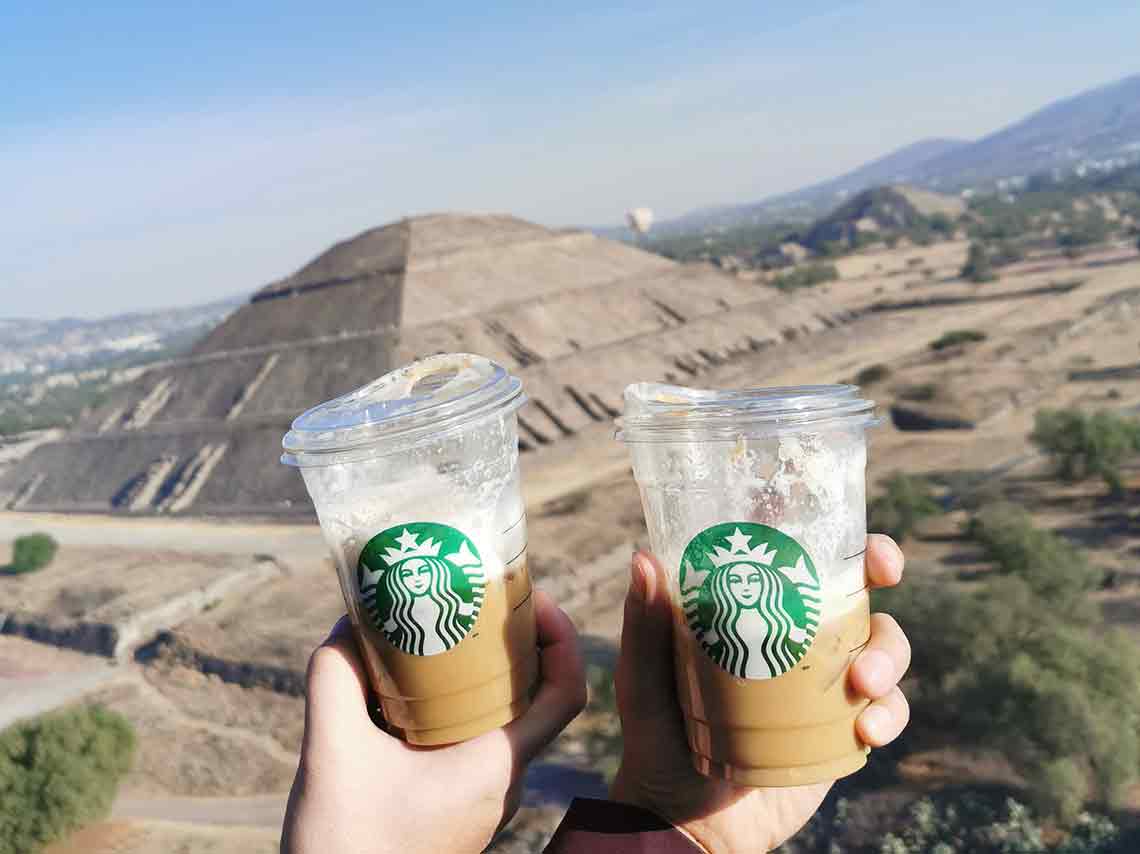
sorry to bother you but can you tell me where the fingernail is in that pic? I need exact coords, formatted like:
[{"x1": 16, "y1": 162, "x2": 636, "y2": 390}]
[
  {"x1": 860, "y1": 704, "x2": 891, "y2": 744},
  {"x1": 858, "y1": 649, "x2": 892, "y2": 693},
  {"x1": 630, "y1": 552, "x2": 647, "y2": 602}
]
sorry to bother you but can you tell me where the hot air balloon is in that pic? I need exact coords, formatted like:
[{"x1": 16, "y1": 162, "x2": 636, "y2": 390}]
[{"x1": 625, "y1": 207, "x2": 654, "y2": 236}]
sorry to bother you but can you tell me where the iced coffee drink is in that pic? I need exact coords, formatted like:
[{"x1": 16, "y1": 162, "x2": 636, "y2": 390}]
[
  {"x1": 282, "y1": 354, "x2": 535, "y2": 745},
  {"x1": 619, "y1": 384, "x2": 878, "y2": 786}
]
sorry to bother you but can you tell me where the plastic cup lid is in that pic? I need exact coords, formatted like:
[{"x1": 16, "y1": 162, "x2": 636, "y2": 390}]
[
  {"x1": 282, "y1": 353, "x2": 525, "y2": 466},
  {"x1": 616, "y1": 382, "x2": 877, "y2": 442}
]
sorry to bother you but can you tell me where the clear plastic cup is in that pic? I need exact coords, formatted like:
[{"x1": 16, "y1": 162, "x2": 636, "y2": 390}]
[
  {"x1": 282, "y1": 354, "x2": 536, "y2": 745},
  {"x1": 618, "y1": 383, "x2": 879, "y2": 786}
]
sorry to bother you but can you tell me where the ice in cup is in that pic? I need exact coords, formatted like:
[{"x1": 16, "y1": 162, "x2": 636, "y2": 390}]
[
  {"x1": 282, "y1": 354, "x2": 536, "y2": 745},
  {"x1": 618, "y1": 383, "x2": 878, "y2": 786}
]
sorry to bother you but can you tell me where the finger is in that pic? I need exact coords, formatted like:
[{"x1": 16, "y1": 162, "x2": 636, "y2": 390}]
[
  {"x1": 849, "y1": 613, "x2": 911, "y2": 699},
  {"x1": 303, "y1": 615, "x2": 378, "y2": 748},
  {"x1": 865, "y1": 534, "x2": 904, "y2": 589},
  {"x1": 856, "y1": 686, "x2": 909, "y2": 747},
  {"x1": 615, "y1": 551, "x2": 681, "y2": 728},
  {"x1": 501, "y1": 590, "x2": 587, "y2": 762}
]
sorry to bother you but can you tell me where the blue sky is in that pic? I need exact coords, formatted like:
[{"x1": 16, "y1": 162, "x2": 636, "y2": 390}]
[{"x1": 3, "y1": 1, "x2": 1139, "y2": 318}]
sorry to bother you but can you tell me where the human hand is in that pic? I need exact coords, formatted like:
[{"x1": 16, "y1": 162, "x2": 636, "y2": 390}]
[
  {"x1": 281, "y1": 591, "x2": 587, "y2": 854},
  {"x1": 610, "y1": 535, "x2": 910, "y2": 853}
]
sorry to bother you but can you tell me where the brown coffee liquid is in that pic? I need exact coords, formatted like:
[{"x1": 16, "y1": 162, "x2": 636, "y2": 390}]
[
  {"x1": 674, "y1": 592, "x2": 871, "y2": 786},
  {"x1": 352, "y1": 551, "x2": 538, "y2": 745}
]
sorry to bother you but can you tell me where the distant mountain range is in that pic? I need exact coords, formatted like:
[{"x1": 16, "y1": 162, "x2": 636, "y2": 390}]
[
  {"x1": 612, "y1": 72, "x2": 1140, "y2": 238},
  {"x1": 0, "y1": 296, "x2": 243, "y2": 380}
]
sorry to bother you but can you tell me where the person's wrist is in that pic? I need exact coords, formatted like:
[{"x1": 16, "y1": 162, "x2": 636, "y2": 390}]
[{"x1": 609, "y1": 768, "x2": 715, "y2": 853}]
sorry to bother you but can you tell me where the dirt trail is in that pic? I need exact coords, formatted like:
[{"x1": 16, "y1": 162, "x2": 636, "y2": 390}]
[
  {"x1": 0, "y1": 512, "x2": 327, "y2": 566},
  {"x1": 111, "y1": 794, "x2": 288, "y2": 829},
  {"x1": 0, "y1": 667, "x2": 122, "y2": 729}
]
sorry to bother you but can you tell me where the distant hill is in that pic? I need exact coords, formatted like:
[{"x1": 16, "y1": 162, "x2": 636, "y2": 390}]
[
  {"x1": 618, "y1": 72, "x2": 1140, "y2": 239},
  {"x1": 800, "y1": 185, "x2": 965, "y2": 252},
  {"x1": 0, "y1": 296, "x2": 243, "y2": 380},
  {"x1": 911, "y1": 73, "x2": 1140, "y2": 186},
  {"x1": 663, "y1": 138, "x2": 969, "y2": 235}
]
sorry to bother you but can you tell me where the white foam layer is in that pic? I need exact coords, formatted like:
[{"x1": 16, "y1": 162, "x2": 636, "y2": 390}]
[
  {"x1": 633, "y1": 427, "x2": 870, "y2": 623},
  {"x1": 305, "y1": 462, "x2": 523, "y2": 583}
]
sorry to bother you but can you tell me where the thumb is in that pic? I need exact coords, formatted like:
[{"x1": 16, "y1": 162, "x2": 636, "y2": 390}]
[
  {"x1": 303, "y1": 615, "x2": 383, "y2": 753},
  {"x1": 615, "y1": 551, "x2": 681, "y2": 728}
]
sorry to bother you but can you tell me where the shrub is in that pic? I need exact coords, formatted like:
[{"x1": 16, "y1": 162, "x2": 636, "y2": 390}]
[
  {"x1": 991, "y1": 240, "x2": 1025, "y2": 267},
  {"x1": 580, "y1": 665, "x2": 621, "y2": 783},
  {"x1": 1057, "y1": 210, "x2": 1110, "y2": 256},
  {"x1": 876, "y1": 507, "x2": 1140, "y2": 823},
  {"x1": 0, "y1": 705, "x2": 135, "y2": 854},
  {"x1": 6, "y1": 533, "x2": 58, "y2": 575},
  {"x1": 772, "y1": 263, "x2": 840, "y2": 291},
  {"x1": 868, "y1": 473, "x2": 941, "y2": 542},
  {"x1": 785, "y1": 794, "x2": 1123, "y2": 853},
  {"x1": 1031, "y1": 409, "x2": 1140, "y2": 495},
  {"x1": 966, "y1": 502, "x2": 1099, "y2": 607},
  {"x1": 931, "y1": 329, "x2": 987, "y2": 351},
  {"x1": 961, "y1": 241, "x2": 997, "y2": 282},
  {"x1": 897, "y1": 383, "x2": 938, "y2": 402},
  {"x1": 855, "y1": 364, "x2": 891, "y2": 386}
]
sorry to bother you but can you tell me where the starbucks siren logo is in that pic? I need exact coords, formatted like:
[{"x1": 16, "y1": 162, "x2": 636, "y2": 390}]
[
  {"x1": 680, "y1": 522, "x2": 822, "y2": 679},
  {"x1": 357, "y1": 523, "x2": 485, "y2": 656}
]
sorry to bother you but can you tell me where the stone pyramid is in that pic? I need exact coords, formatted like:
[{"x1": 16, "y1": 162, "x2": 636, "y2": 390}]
[{"x1": 2, "y1": 214, "x2": 848, "y2": 515}]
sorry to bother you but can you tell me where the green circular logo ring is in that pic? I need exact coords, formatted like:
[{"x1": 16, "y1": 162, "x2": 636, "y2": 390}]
[
  {"x1": 680, "y1": 522, "x2": 822, "y2": 680},
  {"x1": 357, "y1": 522, "x2": 485, "y2": 656}
]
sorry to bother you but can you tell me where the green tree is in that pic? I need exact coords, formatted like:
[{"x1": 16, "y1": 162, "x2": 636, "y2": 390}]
[
  {"x1": 6, "y1": 533, "x2": 58, "y2": 575},
  {"x1": 0, "y1": 705, "x2": 135, "y2": 854},
  {"x1": 965, "y1": 502, "x2": 1099, "y2": 608},
  {"x1": 991, "y1": 240, "x2": 1025, "y2": 267},
  {"x1": 1031, "y1": 409, "x2": 1140, "y2": 495},
  {"x1": 868, "y1": 473, "x2": 942, "y2": 542},
  {"x1": 1057, "y1": 208, "x2": 1111, "y2": 257},
  {"x1": 961, "y1": 242, "x2": 997, "y2": 282},
  {"x1": 928, "y1": 212, "x2": 955, "y2": 236}
]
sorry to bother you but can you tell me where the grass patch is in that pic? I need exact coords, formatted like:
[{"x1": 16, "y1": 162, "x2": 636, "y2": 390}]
[{"x1": 930, "y1": 329, "x2": 987, "y2": 351}]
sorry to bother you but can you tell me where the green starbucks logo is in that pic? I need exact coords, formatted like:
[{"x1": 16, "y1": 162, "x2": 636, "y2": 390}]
[
  {"x1": 357, "y1": 523, "x2": 485, "y2": 656},
  {"x1": 680, "y1": 523, "x2": 821, "y2": 680}
]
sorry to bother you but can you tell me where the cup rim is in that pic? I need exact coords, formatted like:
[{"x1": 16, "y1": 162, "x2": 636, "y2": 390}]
[
  {"x1": 616, "y1": 382, "x2": 878, "y2": 442},
  {"x1": 282, "y1": 353, "x2": 525, "y2": 467}
]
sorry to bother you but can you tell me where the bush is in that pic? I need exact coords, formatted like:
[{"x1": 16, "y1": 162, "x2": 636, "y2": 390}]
[
  {"x1": 1057, "y1": 210, "x2": 1111, "y2": 256},
  {"x1": 772, "y1": 263, "x2": 840, "y2": 291},
  {"x1": 855, "y1": 364, "x2": 891, "y2": 386},
  {"x1": 784, "y1": 794, "x2": 1123, "y2": 853},
  {"x1": 876, "y1": 507, "x2": 1140, "y2": 823},
  {"x1": 961, "y1": 241, "x2": 997, "y2": 282},
  {"x1": 931, "y1": 329, "x2": 987, "y2": 351},
  {"x1": 580, "y1": 665, "x2": 621, "y2": 783},
  {"x1": 897, "y1": 383, "x2": 938, "y2": 402},
  {"x1": 1031, "y1": 409, "x2": 1140, "y2": 495},
  {"x1": 868, "y1": 473, "x2": 942, "y2": 542},
  {"x1": 0, "y1": 705, "x2": 135, "y2": 854},
  {"x1": 6, "y1": 533, "x2": 58, "y2": 575},
  {"x1": 991, "y1": 240, "x2": 1025, "y2": 267},
  {"x1": 966, "y1": 502, "x2": 1099, "y2": 607}
]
